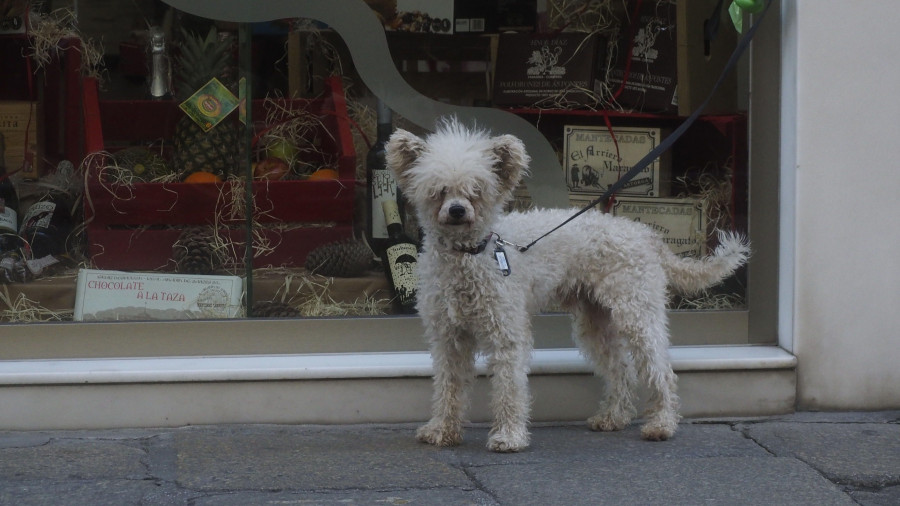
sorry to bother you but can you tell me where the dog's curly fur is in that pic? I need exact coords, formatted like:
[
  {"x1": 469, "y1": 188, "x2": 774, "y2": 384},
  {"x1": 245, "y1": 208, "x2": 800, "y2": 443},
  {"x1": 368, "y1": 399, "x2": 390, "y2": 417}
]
[{"x1": 386, "y1": 118, "x2": 750, "y2": 452}]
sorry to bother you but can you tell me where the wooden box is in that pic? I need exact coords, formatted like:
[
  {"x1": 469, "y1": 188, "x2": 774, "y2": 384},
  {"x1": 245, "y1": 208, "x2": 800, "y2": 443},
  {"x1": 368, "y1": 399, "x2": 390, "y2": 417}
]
[
  {"x1": 82, "y1": 76, "x2": 357, "y2": 271},
  {"x1": 0, "y1": 101, "x2": 41, "y2": 177}
]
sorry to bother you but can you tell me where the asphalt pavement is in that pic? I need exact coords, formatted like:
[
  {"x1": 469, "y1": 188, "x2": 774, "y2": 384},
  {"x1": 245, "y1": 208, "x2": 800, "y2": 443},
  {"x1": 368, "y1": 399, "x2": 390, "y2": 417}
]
[{"x1": 1, "y1": 410, "x2": 898, "y2": 505}]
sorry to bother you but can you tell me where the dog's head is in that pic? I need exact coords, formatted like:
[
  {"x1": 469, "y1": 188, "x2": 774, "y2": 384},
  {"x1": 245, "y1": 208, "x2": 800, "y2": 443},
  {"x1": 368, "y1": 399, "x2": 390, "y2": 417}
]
[{"x1": 386, "y1": 118, "x2": 530, "y2": 244}]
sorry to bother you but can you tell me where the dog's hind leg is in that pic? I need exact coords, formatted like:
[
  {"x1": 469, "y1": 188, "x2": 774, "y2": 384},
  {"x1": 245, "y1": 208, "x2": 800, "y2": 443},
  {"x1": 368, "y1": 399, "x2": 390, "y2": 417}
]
[
  {"x1": 416, "y1": 327, "x2": 476, "y2": 447},
  {"x1": 571, "y1": 302, "x2": 638, "y2": 432},
  {"x1": 618, "y1": 308, "x2": 681, "y2": 441}
]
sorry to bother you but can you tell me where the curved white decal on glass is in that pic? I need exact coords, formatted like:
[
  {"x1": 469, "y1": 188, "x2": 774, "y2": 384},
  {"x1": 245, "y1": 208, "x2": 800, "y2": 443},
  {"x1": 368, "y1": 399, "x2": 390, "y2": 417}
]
[{"x1": 162, "y1": 0, "x2": 566, "y2": 207}]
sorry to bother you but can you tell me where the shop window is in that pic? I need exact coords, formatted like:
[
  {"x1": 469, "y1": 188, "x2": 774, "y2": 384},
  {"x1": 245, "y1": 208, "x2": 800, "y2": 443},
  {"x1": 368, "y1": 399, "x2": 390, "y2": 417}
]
[{"x1": 0, "y1": 0, "x2": 781, "y2": 358}]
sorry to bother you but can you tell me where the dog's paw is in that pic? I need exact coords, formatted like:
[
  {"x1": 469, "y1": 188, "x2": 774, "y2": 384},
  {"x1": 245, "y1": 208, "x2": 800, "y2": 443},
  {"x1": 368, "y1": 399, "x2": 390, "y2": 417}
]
[
  {"x1": 487, "y1": 430, "x2": 530, "y2": 453},
  {"x1": 416, "y1": 422, "x2": 463, "y2": 447},
  {"x1": 640, "y1": 418, "x2": 678, "y2": 441},
  {"x1": 588, "y1": 413, "x2": 631, "y2": 432}
]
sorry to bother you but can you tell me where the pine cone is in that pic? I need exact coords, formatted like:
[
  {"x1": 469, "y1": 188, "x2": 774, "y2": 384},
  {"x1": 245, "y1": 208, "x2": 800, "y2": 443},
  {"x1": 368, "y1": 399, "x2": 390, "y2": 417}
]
[
  {"x1": 172, "y1": 226, "x2": 224, "y2": 274},
  {"x1": 251, "y1": 301, "x2": 301, "y2": 318},
  {"x1": 304, "y1": 238, "x2": 373, "y2": 277}
]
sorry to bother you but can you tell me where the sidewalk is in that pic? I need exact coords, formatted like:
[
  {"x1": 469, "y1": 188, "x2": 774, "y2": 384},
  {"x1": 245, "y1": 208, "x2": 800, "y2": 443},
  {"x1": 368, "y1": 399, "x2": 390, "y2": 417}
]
[{"x1": 1, "y1": 411, "x2": 898, "y2": 505}]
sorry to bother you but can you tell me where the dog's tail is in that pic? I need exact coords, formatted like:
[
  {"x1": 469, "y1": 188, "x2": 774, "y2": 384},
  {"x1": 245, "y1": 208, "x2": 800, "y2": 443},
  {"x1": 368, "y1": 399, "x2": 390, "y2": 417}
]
[{"x1": 661, "y1": 231, "x2": 751, "y2": 295}]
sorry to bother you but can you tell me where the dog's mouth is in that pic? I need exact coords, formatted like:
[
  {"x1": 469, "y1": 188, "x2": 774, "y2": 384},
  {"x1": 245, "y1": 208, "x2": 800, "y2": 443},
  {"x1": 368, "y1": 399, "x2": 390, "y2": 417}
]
[{"x1": 442, "y1": 216, "x2": 472, "y2": 227}]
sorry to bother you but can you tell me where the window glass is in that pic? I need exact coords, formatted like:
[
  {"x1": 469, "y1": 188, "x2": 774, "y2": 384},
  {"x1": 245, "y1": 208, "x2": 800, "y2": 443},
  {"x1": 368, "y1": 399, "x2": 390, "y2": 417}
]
[{"x1": 0, "y1": 1, "x2": 759, "y2": 339}]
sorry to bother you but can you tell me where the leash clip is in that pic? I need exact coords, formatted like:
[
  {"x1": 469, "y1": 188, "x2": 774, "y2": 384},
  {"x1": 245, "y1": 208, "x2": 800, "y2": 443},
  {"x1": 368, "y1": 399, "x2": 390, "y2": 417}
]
[{"x1": 495, "y1": 237, "x2": 528, "y2": 253}]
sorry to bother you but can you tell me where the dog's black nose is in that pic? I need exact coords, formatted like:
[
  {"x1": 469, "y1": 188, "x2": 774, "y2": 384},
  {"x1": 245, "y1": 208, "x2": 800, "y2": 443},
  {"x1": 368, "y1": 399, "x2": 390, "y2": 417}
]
[{"x1": 448, "y1": 204, "x2": 466, "y2": 219}]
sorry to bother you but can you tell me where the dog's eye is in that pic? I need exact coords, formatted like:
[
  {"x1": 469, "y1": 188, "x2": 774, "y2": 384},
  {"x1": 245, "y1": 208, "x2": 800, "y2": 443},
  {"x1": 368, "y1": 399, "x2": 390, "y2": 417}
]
[{"x1": 439, "y1": 187, "x2": 448, "y2": 197}]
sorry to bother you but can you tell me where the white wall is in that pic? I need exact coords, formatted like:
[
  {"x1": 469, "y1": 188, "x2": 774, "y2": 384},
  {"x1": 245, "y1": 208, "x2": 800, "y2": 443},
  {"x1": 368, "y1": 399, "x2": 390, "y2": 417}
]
[{"x1": 793, "y1": 1, "x2": 900, "y2": 409}]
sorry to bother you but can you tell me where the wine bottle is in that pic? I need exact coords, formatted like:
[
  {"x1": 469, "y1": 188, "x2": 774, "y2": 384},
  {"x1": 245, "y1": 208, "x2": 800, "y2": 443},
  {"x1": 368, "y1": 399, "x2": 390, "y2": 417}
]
[
  {"x1": 381, "y1": 199, "x2": 418, "y2": 314},
  {"x1": 365, "y1": 99, "x2": 400, "y2": 259},
  {"x1": 0, "y1": 133, "x2": 27, "y2": 283},
  {"x1": 20, "y1": 190, "x2": 74, "y2": 260},
  {"x1": 148, "y1": 26, "x2": 172, "y2": 99},
  {"x1": 0, "y1": 132, "x2": 18, "y2": 236}
]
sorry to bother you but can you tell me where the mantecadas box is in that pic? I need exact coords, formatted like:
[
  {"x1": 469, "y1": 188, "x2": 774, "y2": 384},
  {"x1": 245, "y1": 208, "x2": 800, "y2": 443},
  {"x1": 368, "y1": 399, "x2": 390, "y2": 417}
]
[
  {"x1": 606, "y1": 0, "x2": 738, "y2": 115},
  {"x1": 563, "y1": 124, "x2": 670, "y2": 202},
  {"x1": 611, "y1": 197, "x2": 707, "y2": 258},
  {"x1": 493, "y1": 32, "x2": 607, "y2": 107},
  {"x1": 606, "y1": 0, "x2": 678, "y2": 114},
  {"x1": 0, "y1": 101, "x2": 42, "y2": 178}
]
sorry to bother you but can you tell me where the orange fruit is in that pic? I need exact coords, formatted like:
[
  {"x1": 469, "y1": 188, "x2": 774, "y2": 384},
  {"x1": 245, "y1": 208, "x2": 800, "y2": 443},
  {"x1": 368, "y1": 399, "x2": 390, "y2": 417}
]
[
  {"x1": 184, "y1": 171, "x2": 223, "y2": 183},
  {"x1": 307, "y1": 168, "x2": 339, "y2": 181}
]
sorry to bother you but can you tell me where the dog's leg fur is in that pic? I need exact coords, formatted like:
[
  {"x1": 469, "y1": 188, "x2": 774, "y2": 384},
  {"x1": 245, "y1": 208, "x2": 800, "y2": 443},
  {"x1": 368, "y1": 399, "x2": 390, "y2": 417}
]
[
  {"x1": 581, "y1": 258, "x2": 681, "y2": 441},
  {"x1": 571, "y1": 302, "x2": 638, "y2": 432},
  {"x1": 416, "y1": 325, "x2": 476, "y2": 447},
  {"x1": 484, "y1": 311, "x2": 533, "y2": 452},
  {"x1": 612, "y1": 298, "x2": 681, "y2": 441}
]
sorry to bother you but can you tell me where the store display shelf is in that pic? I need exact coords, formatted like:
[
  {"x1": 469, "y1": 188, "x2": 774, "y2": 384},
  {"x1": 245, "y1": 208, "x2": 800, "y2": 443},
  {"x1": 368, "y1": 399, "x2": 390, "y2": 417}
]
[{"x1": 81, "y1": 76, "x2": 358, "y2": 270}]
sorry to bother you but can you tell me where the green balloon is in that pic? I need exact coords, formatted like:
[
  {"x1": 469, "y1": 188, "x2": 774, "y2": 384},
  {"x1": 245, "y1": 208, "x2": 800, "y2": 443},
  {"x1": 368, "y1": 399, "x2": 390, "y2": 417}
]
[{"x1": 734, "y1": 0, "x2": 765, "y2": 14}]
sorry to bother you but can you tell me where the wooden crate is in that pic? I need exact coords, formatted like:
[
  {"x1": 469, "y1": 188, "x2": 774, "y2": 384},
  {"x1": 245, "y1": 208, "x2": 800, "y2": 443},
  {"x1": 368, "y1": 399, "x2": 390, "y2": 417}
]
[{"x1": 81, "y1": 76, "x2": 357, "y2": 271}]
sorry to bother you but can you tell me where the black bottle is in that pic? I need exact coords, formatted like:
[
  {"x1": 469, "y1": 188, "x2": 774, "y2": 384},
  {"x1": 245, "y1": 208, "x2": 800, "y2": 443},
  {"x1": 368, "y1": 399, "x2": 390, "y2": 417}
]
[
  {"x1": 0, "y1": 133, "x2": 18, "y2": 236},
  {"x1": 381, "y1": 199, "x2": 418, "y2": 314},
  {"x1": 0, "y1": 133, "x2": 27, "y2": 283},
  {"x1": 20, "y1": 190, "x2": 74, "y2": 259},
  {"x1": 365, "y1": 99, "x2": 400, "y2": 259}
]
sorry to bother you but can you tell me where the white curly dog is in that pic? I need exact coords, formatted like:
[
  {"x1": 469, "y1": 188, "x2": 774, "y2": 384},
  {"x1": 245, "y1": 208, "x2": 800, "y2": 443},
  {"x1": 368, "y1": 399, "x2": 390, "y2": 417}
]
[{"x1": 386, "y1": 118, "x2": 750, "y2": 452}]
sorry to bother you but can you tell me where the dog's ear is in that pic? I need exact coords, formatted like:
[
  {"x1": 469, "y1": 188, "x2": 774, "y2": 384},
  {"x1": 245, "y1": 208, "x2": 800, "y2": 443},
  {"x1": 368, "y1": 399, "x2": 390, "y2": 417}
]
[
  {"x1": 491, "y1": 134, "x2": 530, "y2": 195},
  {"x1": 386, "y1": 129, "x2": 426, "y2": 191}
]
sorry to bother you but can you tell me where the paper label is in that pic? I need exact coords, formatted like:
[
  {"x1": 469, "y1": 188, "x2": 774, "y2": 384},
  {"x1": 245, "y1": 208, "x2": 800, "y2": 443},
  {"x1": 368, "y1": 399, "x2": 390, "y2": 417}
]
[
  {"x1": 563, "y1": 125, "x2": 664, "y2": 198},
  {"x1": 385, "y1": 242, "x2": 417, "y2": 302},
  {"x1": 178, "y1": 78, "x2": 240, "y2": 132},
  {"x1": 74, "y1": 269, "x2": 244, "y2": 321},
  {"x1": 370, "y1": 169, "x2": 398, "y2": 239},
  {"x1": 0, "y1": 205, "x2": 16, "y2": 233},
  {"x1": 612, "y1": 197, "x2": 707, "y2": 258}
]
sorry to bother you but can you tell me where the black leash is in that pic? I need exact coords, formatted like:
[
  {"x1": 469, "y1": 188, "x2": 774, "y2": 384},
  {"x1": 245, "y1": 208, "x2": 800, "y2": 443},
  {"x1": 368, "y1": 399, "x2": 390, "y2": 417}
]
[{"x1": 515, "y1": 0, "x2": 773, "y2": 253}]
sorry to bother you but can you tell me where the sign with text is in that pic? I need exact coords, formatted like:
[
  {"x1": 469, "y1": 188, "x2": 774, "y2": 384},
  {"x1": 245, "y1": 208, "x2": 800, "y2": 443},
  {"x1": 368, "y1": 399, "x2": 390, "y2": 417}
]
[
  {"x1": 612, "y1": 197, "x2": 707, "y2": 258},
  {"x1": 74, "y1": 269, "x2": 244, "y2": 321},
  {"x1": 493, "y1": 32, "x2": 606, "y2": 107},
  {"x1": 563, "y1": 124, "x2": 669, "y2": 200}
]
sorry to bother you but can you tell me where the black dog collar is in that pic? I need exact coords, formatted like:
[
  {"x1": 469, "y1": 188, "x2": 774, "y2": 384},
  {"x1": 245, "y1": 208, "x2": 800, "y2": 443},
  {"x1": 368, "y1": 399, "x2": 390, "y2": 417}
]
[{"x1": 453, "y1": 233, "x2": 494, "y2": 255}]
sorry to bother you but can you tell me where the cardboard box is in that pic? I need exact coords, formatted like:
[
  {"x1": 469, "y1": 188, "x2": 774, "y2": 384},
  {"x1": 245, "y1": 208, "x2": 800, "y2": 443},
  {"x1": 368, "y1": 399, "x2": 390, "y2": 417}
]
[
  {"x1": 606, "y1": 0, "x2": 738, "y2": 115},
  {"x1": 606, "y1": 0, "x2": 679, "y2": 114},
  {"x1": 367, "y1": 0, "x2": 536, "y2": 33},
  {"x1": 493, "y1": 32, "x2": 607, "y2": 107},
  {"x1": 563, "y1": 124, "x2": 670, "y2": 201},
  {"x1": 612, "y1": 197, "x2": 707, "y2": 258},
  {"x1": 0, "y1": 101, "x2": 42, "y2": 178},
  {"x1": 675, "y1": 0, "x2": 739, "y2": 116}
]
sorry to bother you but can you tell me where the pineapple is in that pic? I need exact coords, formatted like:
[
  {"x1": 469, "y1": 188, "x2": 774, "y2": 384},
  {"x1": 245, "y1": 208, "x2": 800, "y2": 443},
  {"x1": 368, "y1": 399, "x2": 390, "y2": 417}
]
[{"x1": 173, "y1": 27, "x2": 241, "y2": 179}]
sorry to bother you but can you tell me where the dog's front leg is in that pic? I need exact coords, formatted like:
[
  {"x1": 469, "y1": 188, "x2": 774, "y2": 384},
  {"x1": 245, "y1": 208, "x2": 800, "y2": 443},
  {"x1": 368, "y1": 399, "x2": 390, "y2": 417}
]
[
  {"x1": 486, "y1": 320, "x2": 533, "y2": 452},
  {"x1": 416, "y1": 326, "x2": 476, "y2": 447}
]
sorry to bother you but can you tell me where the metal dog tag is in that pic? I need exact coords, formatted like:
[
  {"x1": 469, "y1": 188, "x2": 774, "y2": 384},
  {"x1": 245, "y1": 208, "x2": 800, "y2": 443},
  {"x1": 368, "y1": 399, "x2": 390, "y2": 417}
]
[{"x1": 494, "y1": 244, "x2": 511, "y2": 276}]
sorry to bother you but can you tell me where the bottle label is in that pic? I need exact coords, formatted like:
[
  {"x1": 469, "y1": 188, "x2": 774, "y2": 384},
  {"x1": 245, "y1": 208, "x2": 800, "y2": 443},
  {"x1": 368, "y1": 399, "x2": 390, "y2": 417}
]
[
  {"x1": 0, "y1": 207, "x2": 16, "y2": 234},
  {"x1": 385, "y1": 242, "x2": 418, "y2": 303},
  {"x1": 381, "y1": 199, "x2": 401, "y2": 226},
  {"x1": 21, "y1": 201, "x2": 56, "y2": 230},
  {"x1": 370, "y1": 169, "x2": 397, "y2": 239}
]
